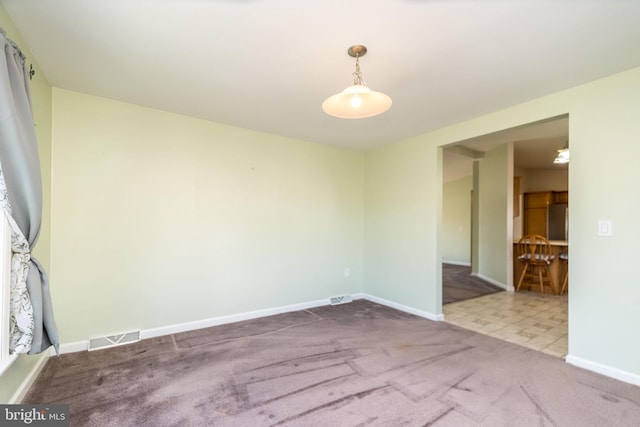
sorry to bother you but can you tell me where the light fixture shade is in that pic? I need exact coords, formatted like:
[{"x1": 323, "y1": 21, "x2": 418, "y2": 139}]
[
  {"x1": 322, "y1": 84, "x2": 392, "y2": 119},
  {"x1": 553, "y1": 148, "x2": 570, "y2": 164}
]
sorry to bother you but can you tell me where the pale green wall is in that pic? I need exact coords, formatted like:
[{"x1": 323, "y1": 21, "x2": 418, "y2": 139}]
[
  {"x1": 364, "y1": 135, "x2": 442, "y2": 314},
  {"x1": 566, "y1": 68, "x2": 640, "y2": 372},
  {"x1": 442, "y1": 175, "x2": 472, "y2": 265},
  {"x1": 365, "y1": 66, "x2": 640, "y2": 377},
  {"x1": 471, "y1": 162, "x2": 480, "y2": 274},
  {"x1": 0, "y1": 5, "x2": 52, "y2": 403},
  {"x1": 477, "y1": 144, "x2": 510, "y2": 286},
  {"x1": 50, "y1": 89, "x2": 365, "y2": 343}
]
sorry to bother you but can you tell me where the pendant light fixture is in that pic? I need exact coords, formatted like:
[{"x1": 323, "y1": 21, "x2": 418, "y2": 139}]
[
  {"x1": 553, "y1": 141, "x2": 570, "y2": 164},
  {"x1": 322, "y1": 45, "x2": 392, "y2": 119}
]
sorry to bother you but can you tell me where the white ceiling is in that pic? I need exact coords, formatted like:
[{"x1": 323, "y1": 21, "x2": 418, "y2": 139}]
[
  {"x1": 3, "y1": 0, "x2": 639, "y2": 160},
  {"x1": 443, "y1": 115, "x2": 569, "y2": 182}
]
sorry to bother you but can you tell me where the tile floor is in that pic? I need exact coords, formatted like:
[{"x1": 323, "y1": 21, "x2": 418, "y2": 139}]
[{"x1": 443, "y1": 290, "x2": 568, "y2": 358}]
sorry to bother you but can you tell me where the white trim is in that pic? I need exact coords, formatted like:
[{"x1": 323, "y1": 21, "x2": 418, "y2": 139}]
[
  {"x1": 565, "y1": 354, "x2": 640, "y2": 387},
  {"x1": 60, "y1": 297, "x2": 339, "y2": 354},
  {"x1": 58, "y1": 340, "x2": 89, "y2": 354},
  {"x1": 61, "y1": 292, "x2": 442, "y2": 355},
  {"x1": 471, "y1": 272, "x2": 510, "y2": 291},
  {"x1": 1, "y1": 213, "x2": 13, "y2": 374},
  {"x1": 361, "y1": 293, "x2": 444, "y2": 321},
  {"x1": 442, "y1": 260, "x2": 471, "y2": 267},
  {"x1": 141, "y1": 297, "x2": 330, "y2": 340},
  {"x1": 8, "y1": 353, "x2": 49, "y2": 403}
]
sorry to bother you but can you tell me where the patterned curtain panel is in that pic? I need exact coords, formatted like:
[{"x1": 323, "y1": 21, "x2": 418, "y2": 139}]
[
  {"x1": 0, "y1": 27, "x2": 59, "y2": 355},
  {"x1": 1, "y1": 172, "x2": 33, "y2": 353}
]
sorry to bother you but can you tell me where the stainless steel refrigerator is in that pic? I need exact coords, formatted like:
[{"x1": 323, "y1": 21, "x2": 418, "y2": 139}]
[{"x1": 548, "y1": 203, "x2": 568, "y2": 241}]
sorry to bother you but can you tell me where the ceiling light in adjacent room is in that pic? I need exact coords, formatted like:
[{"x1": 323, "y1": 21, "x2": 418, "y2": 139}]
[
  {"x1": 322, "y1": 45, "x2": 392, "y2": 119},
  {"x1": 554, "y1": 142, "x2": 570, "y2": 164}
]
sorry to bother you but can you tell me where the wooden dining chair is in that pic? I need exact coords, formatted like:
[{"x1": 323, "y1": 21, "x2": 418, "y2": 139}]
[
  {"x1": 559, "y1": 251, "x2": 568, "y2": 295},
  {"x1": 516, "y1": 235, "x2": 556, "y2": 295}
]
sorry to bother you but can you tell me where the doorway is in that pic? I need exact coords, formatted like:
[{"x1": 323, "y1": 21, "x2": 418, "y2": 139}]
[{"x1": 441, "y1": 115, "x2": 569, "y2": 357}]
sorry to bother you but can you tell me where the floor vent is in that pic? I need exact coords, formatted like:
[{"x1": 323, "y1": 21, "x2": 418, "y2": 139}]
[
  {"x1": 89, "y1": 331, "x2": 141, "y2": 351},
  {"x1": 330, "y1": 295, "x2": 353, "y2": 305}
]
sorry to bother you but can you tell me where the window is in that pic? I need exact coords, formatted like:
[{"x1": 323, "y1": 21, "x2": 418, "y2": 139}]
[{"x1": 0, "y1": 213, "x2": 16, "y2": 374}]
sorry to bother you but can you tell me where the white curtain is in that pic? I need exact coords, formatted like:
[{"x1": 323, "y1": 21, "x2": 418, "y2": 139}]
[{"x1": 0, "y1": 27, "x2": 59, "y2": 355}]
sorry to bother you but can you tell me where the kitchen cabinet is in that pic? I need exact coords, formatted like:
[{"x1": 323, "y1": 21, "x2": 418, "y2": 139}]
[
  {"x1": 523, "y1": 191, "x2": 568, "y2": 238},
  {"x1": 523, "y1": 192, "x2": 551, "y2": 236},
  {"x1": 554, "y1": 191, "x2": 568, "y2": 204}
]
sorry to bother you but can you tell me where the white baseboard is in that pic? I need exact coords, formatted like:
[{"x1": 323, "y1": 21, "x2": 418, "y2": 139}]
[
  {"x1": 361, "y1": 294, "x2": 444, "y2": 321},
  {"x1": 60, "y1": 296, "x2": 349, "y2": 354},
  {"x1": 9, "y1": 353, "x2": 49, "y2": 404},
  {"x1": 442, "y1": 260, "x2": 471, "y2": 267},
  {"x1": 471, "y1": 272, "x2": 509, "y2": 290},
  {"x1": 59, "y1": 340, "x2": 90, "y2": 354},
  {"x1": 140, "y1": 297, "x2": 331, "y2": 340},
  {"x1": 60, "y1": 292, "x2": 435, "y2": 354},
  {"x1": 565, "y1": 354, "x2": 640, "y2": 387}
]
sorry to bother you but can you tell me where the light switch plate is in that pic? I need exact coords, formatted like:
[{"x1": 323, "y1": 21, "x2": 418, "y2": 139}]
[{"x1": 598, "y1": 220, "x2": 613, "y2": 237}]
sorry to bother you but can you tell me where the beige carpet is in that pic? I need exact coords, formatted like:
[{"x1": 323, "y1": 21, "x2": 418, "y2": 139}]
[
  {"x1": 24, "y1": 300, "x2": 640, "y2": 426},
  {"x1": 442, "y1": 263, "x2": 504, "y2": 304}
]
